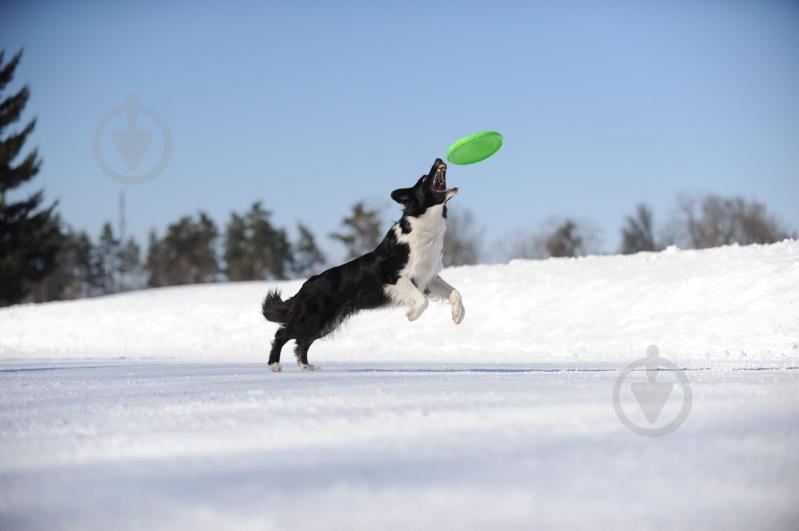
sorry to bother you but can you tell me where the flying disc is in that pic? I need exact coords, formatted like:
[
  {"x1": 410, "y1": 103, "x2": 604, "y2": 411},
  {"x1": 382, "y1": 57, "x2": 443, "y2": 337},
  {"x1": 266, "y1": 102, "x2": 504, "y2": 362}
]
[{"x1": 446, "y1": 131, "x2": 503, "y2": 165}]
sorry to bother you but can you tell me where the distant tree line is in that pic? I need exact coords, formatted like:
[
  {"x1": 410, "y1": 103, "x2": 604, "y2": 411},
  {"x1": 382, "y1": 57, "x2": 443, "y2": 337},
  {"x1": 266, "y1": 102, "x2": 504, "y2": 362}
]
[
  {"x1": 146, "y1": 202, "x2": 331, "y2": 287},
  {"x1": 39, "y1": 203, "x2": 331, "y2": 300},
  {"x1": 10, "y1": 192, "x2": 795, "y2": 306},
  {"x1": 21, "y1": 199, "x2": 391, "y2": 302},
  {"x1": 509, "y1": 195, "x2": 793, "y2": 260},
  {"x1": 617, "y1": 195, "x2": 793, "y2": 255},
  {"x1": 1, "y1": 49, "x2": 795, "y2": 307}
]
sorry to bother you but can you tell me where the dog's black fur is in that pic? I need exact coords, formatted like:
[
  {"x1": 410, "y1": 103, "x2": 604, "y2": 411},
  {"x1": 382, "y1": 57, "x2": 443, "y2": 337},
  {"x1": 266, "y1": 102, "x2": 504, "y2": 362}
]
[{"x1": 262, "y1": 158, "x2": 460, "y2": 371}]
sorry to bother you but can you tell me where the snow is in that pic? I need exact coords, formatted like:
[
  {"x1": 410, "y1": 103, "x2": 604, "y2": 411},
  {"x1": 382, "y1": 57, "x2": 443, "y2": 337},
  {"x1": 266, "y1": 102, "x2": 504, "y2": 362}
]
[
  {"x1": 1, "y1": 240, "x2": 798, "y2": 366},
  {"x1": 1, "y1": 241, "x2": 798, "y2": 529}
]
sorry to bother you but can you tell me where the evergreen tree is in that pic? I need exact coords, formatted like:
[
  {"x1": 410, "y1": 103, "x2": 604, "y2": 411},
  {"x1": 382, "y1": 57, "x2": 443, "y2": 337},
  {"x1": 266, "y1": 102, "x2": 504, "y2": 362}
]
[
  {"x1": 34, "y1": 223, "x2": 99, "y2": 300},
  {"x1": 329, "y1": 202, "x2": 383, "y2": 260},
  {"x1": 163, "y1": 217, "x2": 194, "y2": 285},
  {"x1": 156, "y1": 212, "x2": 219, "y2": 285},
  {"x1": 71, "y1": 230, "x2": 102, "y2": 297},
  {"x1": 620, "y1": 204, "x2": 658, "y2": 254},
  {"x1": 223, "y1": 212, "x2": 248, "y2": 281},
  {"x1": 146, "y1": 230, "x2": 166, "y2": 288},
  {"x1": 96, "y1": 222, "x2": 120, "y2": 293},
  {"x1": 292, "y1": 222, "x2": 326, "y2": 277},
  {"x1": 224, "y1": 202, "x2": 293, "y2": 281},
  {"x1": 117, "y1": 236, "x2": 142, "y2": 291},
  {"x1": 194, "y1": 212, "x2": 219, "y2": 281},
  {"x1": 245, "y1": 202, "x2": 292, "y2": 280},
  {"x1": 161, "y1": 213, "x2": 219, "y2": 285},
  {"x1": 0, "y1": 50, "x2": 61, "y2": 305}
]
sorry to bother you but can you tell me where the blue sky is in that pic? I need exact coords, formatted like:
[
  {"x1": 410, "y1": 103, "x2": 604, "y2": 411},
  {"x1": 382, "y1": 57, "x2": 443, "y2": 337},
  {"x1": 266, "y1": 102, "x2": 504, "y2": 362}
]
[{"x1": 2, "y1": 0, "x2": 798, "y2": 262}]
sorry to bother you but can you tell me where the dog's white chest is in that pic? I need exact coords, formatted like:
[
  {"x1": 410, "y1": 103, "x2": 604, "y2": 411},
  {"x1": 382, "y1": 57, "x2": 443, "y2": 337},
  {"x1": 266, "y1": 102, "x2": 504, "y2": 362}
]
[{"x1": 395, "y1": 205, "x2": 446, "y2": 290}]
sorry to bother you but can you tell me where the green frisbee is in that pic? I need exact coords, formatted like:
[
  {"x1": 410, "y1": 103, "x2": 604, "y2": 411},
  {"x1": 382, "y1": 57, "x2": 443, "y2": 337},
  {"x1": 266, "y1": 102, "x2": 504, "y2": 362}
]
[{"x1": 446, "y1": 131, "x2": 503, "y2": 165}]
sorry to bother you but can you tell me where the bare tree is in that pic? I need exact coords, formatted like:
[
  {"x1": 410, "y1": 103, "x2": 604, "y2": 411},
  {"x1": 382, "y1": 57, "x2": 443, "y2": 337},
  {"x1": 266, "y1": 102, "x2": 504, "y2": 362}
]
[
  {"x1": 665, "y1": 194, "x2": 791, "y2": 249},
  {"x1": 507, "y1": 235, "x2": 543, "y2": 260},
  {"x1": 443, "y1": 208, "x2": 483, "y2": 267},
  {"x1": 510, "y1": 218, "x2": 602, "y2": 259},
  {"x1": 620, "y1": 204, "x2": 658, "y2": 254}
]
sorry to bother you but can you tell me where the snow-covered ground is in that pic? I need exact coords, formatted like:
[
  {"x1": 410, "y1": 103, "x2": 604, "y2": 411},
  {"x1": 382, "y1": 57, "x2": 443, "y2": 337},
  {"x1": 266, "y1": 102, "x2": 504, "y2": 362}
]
[{"x1": 1, "y1": 241, "x2": 798, "y2": 530}]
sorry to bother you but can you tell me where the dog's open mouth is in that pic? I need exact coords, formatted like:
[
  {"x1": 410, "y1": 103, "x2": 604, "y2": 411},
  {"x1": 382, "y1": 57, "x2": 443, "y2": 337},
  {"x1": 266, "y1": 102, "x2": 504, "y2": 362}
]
[{"x1": 432, "y1": 163, "x2": 454, "y2": 194}]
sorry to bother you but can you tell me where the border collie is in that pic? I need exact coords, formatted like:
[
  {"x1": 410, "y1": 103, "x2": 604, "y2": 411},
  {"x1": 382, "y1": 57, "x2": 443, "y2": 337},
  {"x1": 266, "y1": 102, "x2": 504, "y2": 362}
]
[{"x1": 261, "y1": 158, "x2": 465, "y2": 371}]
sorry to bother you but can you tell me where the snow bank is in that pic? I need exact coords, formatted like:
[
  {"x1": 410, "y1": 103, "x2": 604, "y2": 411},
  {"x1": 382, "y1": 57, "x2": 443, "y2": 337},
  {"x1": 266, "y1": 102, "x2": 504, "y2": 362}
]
[{"x1": 1, "y1": 241, "x2": 797, "y2": 366}]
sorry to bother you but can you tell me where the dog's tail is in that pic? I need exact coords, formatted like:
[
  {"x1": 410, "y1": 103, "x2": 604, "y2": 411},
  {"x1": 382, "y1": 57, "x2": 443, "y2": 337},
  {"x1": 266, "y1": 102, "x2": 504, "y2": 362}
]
[{"x1": 262, "y1": 289, "x2": 290, "y2": 323}]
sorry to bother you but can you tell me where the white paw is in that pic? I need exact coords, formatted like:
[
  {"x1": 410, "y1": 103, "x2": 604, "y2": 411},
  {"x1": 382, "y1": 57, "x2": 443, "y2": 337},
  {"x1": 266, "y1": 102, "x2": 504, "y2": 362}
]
[
  {"x1": 449, "y1": 291, "x2": 465, "y2": 324},
  {"x1": 299, "y1": 363, "x2": 315, "y2": 372},
  {"x1": 269, "y1": 362, "x2": 282, "y2": 373},
  {"x1": 406, "y1": 298, "x2": 429, "y2": 321}
]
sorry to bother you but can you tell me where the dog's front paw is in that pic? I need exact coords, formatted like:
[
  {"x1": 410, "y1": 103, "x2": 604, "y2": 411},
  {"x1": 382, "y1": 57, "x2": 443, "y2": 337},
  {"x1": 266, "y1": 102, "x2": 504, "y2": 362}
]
[
  {"x1": 299, "y1": 362, "x2": 316, "y2": 372},
  {"x1": 406, "y1": 298, "x2": 429, "y2": 321},
  {"x1": 269, "y1": 362, "x2": 282, "y2": 372},
  {"x1": 449, "y1": 290, "x2": 465, "y2": 324}
]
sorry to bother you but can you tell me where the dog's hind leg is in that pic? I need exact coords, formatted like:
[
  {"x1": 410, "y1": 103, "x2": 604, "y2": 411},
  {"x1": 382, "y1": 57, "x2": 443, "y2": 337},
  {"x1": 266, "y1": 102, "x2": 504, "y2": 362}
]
[
  {"x1": 268, "y1": 327, "x2": 290, "y2": 372},
  {"x1": 295, "y1": 339, "x2": 316, "y2": 372}
]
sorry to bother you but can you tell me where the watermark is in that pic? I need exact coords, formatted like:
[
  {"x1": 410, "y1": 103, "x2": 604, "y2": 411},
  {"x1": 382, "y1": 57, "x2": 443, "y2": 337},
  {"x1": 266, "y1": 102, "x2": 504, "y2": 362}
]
[
  {"x1": 93, "y1": 96, "x2": 172, "y2": 184},
  {"x1": 613, "y1": 345, "x2": 692, "y2": 437}
]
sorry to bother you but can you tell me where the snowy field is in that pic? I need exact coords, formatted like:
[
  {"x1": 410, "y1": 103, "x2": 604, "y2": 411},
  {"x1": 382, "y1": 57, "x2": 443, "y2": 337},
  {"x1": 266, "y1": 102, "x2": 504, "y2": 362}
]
[{"x1": 1, "y1": 241, "x2": 798, "y2": 530}]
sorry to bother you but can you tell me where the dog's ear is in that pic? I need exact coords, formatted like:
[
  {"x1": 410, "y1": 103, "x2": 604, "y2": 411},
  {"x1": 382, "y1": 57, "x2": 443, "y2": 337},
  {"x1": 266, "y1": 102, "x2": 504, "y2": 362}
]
[{"x1": 391, "y1": 187, "x2": 413, "y2": 205}]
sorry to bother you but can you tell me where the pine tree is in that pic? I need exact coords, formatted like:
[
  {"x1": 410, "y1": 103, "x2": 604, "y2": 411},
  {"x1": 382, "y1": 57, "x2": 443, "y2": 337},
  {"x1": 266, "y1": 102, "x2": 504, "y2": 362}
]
[
  {"x1": 620, "y1": 204, "x2": 657, "y2": 254},
  {"x1": 329, "y1": 202, "x2": 383, "y2": 260},
  {"x1": 146, "y1": 230, "x2": 166, "y2": 288},
  {"x1": 292, "y1": 222, "x2": 326, "y2": 277},
  {"x1": 72, "y1": 230, "x2": 102, "y2": 297},
  {"x1": 39, "y1": 223, "x2": 98, "y2": 300},
  {"x1": 245, "y1": 202, "x2": 292, "y2": 280},
  {"x1": 224, "y1": 203, "x2": 293, "y2": 281},
  {"x1": 117, "y1": 236, "x2": 142, "y2": 291},
  {"x1": 0, "y1": 50, "x2": 61, "y2": 305},
  {"x1": 96, "y1": 222, "x2": 120, "y2": 293},
  {"x1": 160, "y1": 212, "x2": 219, "y2": 285},
  {"x1": 223, "y1": 212, "x2": 248, "y2": 281},
  {"x1": 162, "y1": 217, "x2": 194, "y2": 285},
  {"x1": 194, "y1": 212, "x2": 219, "y2": 281}
]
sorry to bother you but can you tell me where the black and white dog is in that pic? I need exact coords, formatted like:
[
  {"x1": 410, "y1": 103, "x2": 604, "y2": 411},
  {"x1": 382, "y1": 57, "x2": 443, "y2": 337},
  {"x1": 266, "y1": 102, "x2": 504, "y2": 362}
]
[{"x1": 262, "y1": 158, "x2": 465, "y2": 371}]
